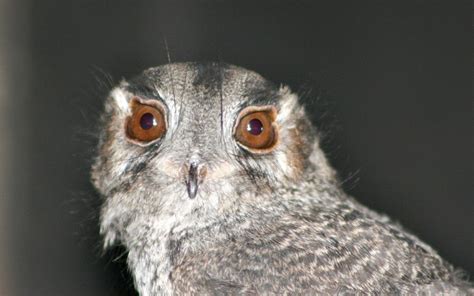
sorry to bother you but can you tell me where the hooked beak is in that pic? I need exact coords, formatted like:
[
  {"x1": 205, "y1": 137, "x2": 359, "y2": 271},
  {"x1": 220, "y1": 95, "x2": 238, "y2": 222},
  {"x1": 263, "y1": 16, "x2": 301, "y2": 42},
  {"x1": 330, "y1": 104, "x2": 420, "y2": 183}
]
[{"x1": 185, "y1": 163, "x2": 206, "y2": 199}]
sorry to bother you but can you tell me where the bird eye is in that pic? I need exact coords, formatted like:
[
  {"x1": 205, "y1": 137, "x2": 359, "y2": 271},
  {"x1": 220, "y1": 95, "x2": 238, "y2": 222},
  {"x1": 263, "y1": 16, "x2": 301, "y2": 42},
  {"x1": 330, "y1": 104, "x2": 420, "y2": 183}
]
[
  {"x1": 234, "y1": 106, "x2": 279, "y2": 153},
  {"x1": 126, "y1": 97, "x2": 166, "y2": 144}
]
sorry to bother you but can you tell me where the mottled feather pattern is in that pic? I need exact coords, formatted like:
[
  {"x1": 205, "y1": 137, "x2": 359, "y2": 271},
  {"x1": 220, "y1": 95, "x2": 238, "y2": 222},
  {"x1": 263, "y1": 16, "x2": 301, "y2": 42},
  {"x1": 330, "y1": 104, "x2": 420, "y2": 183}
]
[{"x1": 91, "y1": 62, "x2": 472, "y2": 295}]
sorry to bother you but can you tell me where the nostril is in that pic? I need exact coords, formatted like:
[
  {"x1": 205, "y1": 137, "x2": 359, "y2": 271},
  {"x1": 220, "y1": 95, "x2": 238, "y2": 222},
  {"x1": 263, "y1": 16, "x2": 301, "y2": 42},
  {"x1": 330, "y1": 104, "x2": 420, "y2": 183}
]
[{"x1": 198, "y1": 165, "x2": 208, "y2": 183}]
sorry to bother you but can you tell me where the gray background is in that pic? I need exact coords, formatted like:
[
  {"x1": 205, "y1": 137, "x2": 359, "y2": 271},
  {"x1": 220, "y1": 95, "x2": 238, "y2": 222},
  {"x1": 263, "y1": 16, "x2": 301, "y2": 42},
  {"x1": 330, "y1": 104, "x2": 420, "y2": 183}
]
[{"x1": 1, "y1": 1, "x2": 472, "y2": 295}]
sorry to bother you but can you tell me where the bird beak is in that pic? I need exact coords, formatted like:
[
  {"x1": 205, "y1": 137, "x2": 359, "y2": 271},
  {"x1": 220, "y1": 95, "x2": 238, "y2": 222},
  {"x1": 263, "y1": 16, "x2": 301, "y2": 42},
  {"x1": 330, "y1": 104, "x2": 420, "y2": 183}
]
[{"x1": 185, "y1": 162, "x2": 206, "y2": 199}]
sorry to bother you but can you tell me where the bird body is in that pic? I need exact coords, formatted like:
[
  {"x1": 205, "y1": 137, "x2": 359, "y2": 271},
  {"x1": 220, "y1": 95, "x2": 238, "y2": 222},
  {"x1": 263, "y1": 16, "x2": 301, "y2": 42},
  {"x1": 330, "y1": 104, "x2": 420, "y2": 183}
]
[{"x1": 92, "y1": 62, "x2": 471, "y2": 295}]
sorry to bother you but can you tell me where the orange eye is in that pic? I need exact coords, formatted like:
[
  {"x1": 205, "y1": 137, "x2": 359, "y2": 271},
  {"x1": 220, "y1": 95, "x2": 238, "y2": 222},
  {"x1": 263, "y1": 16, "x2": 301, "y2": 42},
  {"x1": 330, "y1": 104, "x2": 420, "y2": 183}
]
[
  {"x1": 234, "y1": 106, "x2": 279, "y2": 153},
  {"x1": 126, "y1": 98, "x2": 166, "y2": 144}
]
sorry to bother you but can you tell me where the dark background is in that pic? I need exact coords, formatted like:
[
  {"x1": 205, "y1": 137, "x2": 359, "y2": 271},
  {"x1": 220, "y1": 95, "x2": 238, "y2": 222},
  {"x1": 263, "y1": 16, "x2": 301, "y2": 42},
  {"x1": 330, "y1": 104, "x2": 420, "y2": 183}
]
[{"x1": 2, "y1": 1, "x2": 472, "y2": 295}]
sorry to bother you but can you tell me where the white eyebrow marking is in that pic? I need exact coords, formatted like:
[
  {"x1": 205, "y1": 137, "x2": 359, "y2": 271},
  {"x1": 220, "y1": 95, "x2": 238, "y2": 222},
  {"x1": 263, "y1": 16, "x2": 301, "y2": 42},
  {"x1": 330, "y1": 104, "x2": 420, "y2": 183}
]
[
  {"x1": 111, "y1": 87, "x2": 129, "y2": 113},
  {"x1": 277, "y1": 85, "x2": 298, "y2": 123}
]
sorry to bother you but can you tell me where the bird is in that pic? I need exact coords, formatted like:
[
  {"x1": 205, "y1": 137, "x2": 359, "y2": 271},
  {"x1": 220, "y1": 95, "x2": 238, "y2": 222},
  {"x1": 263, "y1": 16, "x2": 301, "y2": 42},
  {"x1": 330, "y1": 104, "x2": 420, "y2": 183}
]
[{"x1": 91, "y1": 62, "x2": 472, "y2": 295}]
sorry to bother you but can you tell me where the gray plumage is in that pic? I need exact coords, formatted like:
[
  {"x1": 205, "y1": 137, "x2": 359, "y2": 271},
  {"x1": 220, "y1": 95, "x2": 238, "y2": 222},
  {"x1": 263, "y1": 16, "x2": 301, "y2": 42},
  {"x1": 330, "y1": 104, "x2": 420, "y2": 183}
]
[{"x1": 91, "y1": 62, "x2": 472, "y2": 295}]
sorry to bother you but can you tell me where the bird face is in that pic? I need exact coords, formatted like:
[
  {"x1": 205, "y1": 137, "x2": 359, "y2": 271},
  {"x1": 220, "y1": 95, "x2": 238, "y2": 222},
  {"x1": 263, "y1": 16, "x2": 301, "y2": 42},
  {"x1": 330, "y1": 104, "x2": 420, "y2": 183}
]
[{"x1": 92, "y1": 63, "x2": 316, "y2": 246}]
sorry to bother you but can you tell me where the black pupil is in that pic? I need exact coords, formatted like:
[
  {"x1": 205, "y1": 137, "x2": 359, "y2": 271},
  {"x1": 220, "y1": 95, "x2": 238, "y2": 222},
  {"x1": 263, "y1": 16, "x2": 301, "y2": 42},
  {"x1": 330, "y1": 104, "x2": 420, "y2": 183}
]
[
  {"x1": 140, "y1": 113, "x2": 157, "y2": 130},
  {"x1": 247, "y1": 118, "x2": 264, "y2": 135}
]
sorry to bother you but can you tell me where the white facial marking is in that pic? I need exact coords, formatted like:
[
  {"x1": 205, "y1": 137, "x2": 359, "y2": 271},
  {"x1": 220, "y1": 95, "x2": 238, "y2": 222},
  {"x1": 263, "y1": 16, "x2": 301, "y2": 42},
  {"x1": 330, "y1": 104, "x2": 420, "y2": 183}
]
[{"x1": 112, "y1": 87, "x2": 130, "y2": 113}]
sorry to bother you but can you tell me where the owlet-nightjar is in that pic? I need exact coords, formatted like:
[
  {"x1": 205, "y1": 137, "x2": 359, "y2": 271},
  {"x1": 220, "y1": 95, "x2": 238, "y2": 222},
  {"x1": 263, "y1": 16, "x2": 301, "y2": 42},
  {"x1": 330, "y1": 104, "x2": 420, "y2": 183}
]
[{"x1": 91, "y1": 62, "x2": 472, "y2": 295}]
